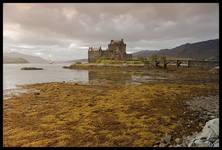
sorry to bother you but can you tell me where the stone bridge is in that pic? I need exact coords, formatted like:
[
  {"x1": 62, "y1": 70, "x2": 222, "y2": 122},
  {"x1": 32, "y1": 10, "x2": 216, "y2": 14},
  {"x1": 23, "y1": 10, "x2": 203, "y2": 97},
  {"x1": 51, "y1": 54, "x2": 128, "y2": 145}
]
[{"x1": 143, "y1": 59, "x2": 219, "y2": 69}]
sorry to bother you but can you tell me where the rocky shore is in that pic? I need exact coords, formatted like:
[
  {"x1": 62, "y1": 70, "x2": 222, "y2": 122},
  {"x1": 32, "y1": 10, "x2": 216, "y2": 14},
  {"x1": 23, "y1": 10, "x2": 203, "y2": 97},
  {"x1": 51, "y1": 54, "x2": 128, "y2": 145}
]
[
  {"x1": 186, "y1": 95, "x2": 219, "y2": 121},
  {"x1": 154, "y1": 95, "x2": 219, "y2": 147},
  {"x1": 181, "y1": 95, "x2": 219, "y2": 147}
]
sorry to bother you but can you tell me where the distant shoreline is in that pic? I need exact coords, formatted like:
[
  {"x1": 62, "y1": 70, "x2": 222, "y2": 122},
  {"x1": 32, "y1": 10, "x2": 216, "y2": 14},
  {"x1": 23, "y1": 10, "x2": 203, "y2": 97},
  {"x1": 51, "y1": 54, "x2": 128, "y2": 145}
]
[{"x1": 63, "y1": 63, "x2": 146, "y2": 70}]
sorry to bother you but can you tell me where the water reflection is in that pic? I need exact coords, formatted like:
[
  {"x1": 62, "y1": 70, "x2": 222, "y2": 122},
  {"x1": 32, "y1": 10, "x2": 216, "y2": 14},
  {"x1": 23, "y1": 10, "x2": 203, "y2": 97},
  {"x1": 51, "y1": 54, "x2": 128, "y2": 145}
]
[
  {"x1": 88, "y1": 70, "x2": 132, "y2": 85},
  {"x1": 88, "y1": 69, "x2": 167, "y2": 85}
]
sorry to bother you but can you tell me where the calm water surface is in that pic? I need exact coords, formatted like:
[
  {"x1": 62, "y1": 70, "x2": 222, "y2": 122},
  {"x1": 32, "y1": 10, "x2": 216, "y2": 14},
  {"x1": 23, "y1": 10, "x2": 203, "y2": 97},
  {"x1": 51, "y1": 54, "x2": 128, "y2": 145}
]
[
  {"x1": 4, "y1": 63, "x2": 167, "y2": 91},
  {"x1": 3, "y1": 63, "x2": 168, "y2": 99},
  {"x1": 3, "y1": 63, "x2": 88, "y2": 90}
]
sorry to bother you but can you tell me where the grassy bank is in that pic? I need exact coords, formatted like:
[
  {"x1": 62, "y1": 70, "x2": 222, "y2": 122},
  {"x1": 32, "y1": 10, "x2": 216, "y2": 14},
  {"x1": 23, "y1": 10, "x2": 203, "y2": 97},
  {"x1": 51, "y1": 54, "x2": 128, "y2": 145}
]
[
  {"x1": 97, "y1": 59, "x2": 143, "y2": 64},
  {"x1": 64, "y1": 63, "x2": 145, "y2": 70}
]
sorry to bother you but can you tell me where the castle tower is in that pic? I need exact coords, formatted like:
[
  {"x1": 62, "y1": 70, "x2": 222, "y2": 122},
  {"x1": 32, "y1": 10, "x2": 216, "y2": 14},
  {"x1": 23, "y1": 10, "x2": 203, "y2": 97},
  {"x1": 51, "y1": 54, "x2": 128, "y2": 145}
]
[{"x1": 108, "y1": 39, "x2": 126, "y2": 60}]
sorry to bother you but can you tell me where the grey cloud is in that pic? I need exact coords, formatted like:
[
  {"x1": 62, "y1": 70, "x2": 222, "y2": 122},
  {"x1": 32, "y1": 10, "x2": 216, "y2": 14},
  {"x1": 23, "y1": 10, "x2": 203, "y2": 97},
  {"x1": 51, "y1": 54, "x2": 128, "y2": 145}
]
[{"x1": 3, "y1": 3, "x2": 219, "y2": 61}]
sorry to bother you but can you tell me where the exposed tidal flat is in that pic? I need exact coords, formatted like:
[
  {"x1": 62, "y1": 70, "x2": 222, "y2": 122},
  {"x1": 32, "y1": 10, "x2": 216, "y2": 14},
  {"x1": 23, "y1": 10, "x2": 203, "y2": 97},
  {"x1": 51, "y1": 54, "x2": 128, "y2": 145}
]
[{"x1": 3, "y1": 67, "x2": 219, "y2": 147}]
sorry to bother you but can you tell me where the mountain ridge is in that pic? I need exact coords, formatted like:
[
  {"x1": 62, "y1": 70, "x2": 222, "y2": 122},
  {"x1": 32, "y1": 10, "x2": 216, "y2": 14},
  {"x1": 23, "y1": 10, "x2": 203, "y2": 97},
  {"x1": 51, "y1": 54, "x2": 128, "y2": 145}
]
[{"x1": 133, "y1": 39, "x2": 219, "y2": 60}]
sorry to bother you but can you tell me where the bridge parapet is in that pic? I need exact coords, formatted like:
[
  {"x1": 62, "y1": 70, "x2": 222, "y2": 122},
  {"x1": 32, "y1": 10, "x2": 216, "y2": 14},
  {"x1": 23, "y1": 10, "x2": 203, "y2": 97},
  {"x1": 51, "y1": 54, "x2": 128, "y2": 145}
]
[
  {"x1": 188, "y1": 60, "x2": 219, "y2": 68},
  {"x1": 142, "y1": 59, "x2": 218, "y2": 68}
]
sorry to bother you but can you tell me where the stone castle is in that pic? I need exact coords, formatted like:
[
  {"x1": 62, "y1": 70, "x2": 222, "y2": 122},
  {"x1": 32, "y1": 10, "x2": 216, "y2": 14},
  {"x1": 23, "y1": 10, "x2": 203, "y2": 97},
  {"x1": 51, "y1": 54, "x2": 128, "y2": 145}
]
[{"x1": 88, "y1": 39, "x2": 132, "y2": 63}]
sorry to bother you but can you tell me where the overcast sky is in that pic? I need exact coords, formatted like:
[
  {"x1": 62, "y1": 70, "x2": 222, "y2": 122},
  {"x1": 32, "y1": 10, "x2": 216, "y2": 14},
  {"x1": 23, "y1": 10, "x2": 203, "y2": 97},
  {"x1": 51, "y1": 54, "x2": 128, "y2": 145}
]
[{"x1": 3, "y1": 3, "x2": 219, "y2": 61}]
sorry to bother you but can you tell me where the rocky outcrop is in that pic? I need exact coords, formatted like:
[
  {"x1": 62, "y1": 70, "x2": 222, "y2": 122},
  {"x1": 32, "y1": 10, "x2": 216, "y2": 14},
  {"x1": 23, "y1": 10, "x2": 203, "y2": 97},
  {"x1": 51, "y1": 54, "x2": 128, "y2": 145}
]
[
  {"x1": 62, "y1": 66, "x2": 69, "y2": 69},
  {"x1": 21, "y1": 67, "x2": 43, "y2": 70}
]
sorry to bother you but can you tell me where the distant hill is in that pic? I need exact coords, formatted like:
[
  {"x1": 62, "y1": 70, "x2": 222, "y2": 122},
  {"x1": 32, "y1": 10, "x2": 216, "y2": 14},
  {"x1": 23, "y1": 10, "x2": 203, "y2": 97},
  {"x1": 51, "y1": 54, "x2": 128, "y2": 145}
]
[
  {"x1": 133, "y1": 39, "x2": 219, "y2": 60},
  {"x1": 3, "y1": 56, "x2": 29, "y2": 64},
  {"x1": 132, "y1": 50, "x2": 157, "y2": 58},
  {"x1": 3, "y1": 52, "x2": 49, "y2": 64}
]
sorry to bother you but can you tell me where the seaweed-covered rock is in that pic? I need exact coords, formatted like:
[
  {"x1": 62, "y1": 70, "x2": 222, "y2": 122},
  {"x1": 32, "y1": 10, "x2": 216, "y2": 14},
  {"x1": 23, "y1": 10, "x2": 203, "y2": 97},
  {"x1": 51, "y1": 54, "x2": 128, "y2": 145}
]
[{"x1": 62, "y1": 66, "x2": 70, "y2": 69}]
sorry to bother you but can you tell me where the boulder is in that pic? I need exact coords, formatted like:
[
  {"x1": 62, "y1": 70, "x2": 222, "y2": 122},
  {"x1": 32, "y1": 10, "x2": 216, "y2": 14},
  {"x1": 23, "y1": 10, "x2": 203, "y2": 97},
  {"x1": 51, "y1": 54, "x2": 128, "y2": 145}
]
[
  {"x1": 213, "y1": 139, "x2": 219, "y2": 147},
  {"x1": 161, "y1": 133, "x2": 171, "y2": 144},
  {"x1": 175, "y1": 138, "x2": 182, "y2": 144},
  {"x1": 159, "y1": 143, "x2": 167, "y2": 147},
  {"x1": 188, "y1": 118, "x2": 219, "y2": 147}
]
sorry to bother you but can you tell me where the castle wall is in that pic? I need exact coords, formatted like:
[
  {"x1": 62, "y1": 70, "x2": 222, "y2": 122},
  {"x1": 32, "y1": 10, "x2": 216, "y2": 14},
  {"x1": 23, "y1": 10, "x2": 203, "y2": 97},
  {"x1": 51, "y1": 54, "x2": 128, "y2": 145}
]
[
  {"x1": 88, "y1": 51, "x2": 101, "y2": 63},
  {"x1": 101, "y1": 51, "x2": 110, "y2": 58}
]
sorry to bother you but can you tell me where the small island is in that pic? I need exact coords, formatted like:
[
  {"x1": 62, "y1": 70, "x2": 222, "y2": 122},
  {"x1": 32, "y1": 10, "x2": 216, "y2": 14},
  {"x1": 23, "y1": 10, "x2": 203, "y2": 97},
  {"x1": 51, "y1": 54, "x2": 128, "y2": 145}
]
[{"x1": 21, "y1": 67, "x2": 44, "y2": 70}]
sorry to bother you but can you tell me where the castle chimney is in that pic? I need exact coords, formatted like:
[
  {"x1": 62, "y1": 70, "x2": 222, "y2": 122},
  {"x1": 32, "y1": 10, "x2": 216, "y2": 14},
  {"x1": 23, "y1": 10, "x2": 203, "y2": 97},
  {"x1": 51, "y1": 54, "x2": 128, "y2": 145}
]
[{"x1": 121, "y1": 38, "x2": 124, "y2": 42}]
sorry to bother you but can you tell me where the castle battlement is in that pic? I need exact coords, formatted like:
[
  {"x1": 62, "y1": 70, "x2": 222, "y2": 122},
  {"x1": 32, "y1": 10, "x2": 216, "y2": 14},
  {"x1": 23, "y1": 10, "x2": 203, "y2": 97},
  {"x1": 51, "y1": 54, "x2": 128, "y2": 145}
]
[{"x1": 88, "y1": 47, "x2": 102, "y2": 52}]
